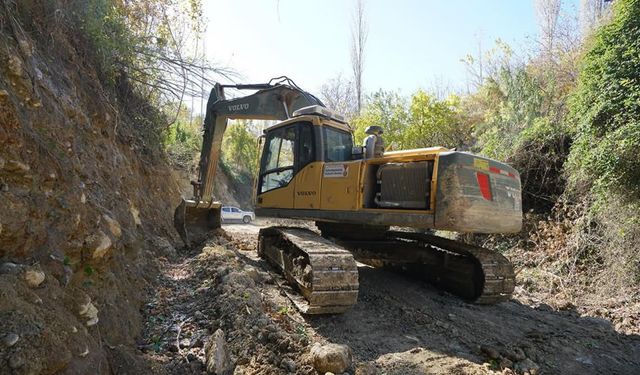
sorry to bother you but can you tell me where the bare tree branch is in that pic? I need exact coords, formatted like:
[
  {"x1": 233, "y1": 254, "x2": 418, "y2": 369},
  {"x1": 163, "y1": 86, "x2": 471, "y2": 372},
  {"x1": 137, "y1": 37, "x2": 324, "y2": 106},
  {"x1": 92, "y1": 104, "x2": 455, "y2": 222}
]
[{"x1": 351, "y1": 0, "x2": 368, "y2": 114}]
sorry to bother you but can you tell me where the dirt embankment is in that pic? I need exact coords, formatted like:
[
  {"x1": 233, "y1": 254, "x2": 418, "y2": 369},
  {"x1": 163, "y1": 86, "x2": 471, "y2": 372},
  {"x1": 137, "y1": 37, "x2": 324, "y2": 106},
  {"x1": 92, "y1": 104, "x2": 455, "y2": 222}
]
[{"x1": 0, "y1": 3, "x2": 182, "y2": 373}]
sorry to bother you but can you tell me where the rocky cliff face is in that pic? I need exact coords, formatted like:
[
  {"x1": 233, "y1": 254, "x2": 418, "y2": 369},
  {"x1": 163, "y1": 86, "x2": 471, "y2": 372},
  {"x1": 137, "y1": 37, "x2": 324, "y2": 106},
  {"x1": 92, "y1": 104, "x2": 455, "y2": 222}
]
[{"x1": 0, "y1": 3, "x2": 182, "y2": 373}]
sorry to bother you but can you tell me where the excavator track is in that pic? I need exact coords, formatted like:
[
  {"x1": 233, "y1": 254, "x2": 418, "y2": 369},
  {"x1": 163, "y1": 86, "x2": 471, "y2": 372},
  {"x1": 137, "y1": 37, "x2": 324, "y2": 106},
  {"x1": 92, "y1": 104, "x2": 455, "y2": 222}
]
[
  {"x1": 388, "y1": 231, "x2": 515, "y2": 304},
  {"x1": 258, "y1": 227, "x2": 359, "y2": 314},
  {"x1": 323, "y1": 227, "x2": 514, "y2": 304}
]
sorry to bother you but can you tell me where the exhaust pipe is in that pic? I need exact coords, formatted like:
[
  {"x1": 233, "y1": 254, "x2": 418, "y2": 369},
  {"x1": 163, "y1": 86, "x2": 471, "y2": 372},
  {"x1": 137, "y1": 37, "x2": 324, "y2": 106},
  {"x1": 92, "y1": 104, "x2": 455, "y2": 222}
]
[{"x1": 174, "y1": 199, "x2": 222, "y2": 247}]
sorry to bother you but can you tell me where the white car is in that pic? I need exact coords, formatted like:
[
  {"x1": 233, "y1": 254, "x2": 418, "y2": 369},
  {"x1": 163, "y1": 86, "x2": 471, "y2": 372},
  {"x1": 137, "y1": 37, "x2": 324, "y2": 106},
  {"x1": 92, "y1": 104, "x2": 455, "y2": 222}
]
[{"x1": 221, "y1": 206, "x2": 255, "y2": 224}]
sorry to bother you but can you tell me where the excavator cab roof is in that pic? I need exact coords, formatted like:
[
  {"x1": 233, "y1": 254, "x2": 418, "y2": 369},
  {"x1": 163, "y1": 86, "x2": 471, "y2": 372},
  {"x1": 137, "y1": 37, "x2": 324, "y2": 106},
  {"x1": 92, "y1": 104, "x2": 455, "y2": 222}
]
[
  {"x1": 264, "y1": 106, "x2": 352, "y2": 134},
  {"x1": 292, "y1": 105, "x2": 346, "y2": 123}
]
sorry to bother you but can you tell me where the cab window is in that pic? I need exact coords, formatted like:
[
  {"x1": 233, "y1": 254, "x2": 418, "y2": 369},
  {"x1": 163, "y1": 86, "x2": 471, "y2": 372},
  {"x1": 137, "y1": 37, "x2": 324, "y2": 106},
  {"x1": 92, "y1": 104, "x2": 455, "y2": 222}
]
[
  {"x1": 323, "y1": 127, "x2": 353, "y2": 162},
  {"x1": 298, "y1": 123, "x2": 314, "y2": 168},
  {"x1": 260, "y1": 126, "x2": 296, "y2": 193}
]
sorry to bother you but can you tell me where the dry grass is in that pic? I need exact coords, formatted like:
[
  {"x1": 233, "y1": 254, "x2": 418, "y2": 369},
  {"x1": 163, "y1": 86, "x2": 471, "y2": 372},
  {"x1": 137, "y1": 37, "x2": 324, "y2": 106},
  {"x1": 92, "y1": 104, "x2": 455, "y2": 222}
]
[{"x1": 499, "y1": 196, "x2": 640, "y2": 334}]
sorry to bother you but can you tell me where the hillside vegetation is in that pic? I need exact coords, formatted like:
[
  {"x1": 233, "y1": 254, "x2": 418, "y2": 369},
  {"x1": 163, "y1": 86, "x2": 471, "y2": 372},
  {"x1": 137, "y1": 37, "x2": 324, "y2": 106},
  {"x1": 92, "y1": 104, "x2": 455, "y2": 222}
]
[{"x1": 343, "y1": 0, "x2": 639, "y2": 328}]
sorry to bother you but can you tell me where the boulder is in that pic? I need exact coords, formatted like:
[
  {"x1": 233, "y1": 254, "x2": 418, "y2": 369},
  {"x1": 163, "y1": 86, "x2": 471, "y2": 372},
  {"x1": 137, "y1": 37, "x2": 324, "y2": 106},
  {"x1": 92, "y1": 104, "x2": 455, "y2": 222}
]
[
  {"x1": 103, "y1": 214, "x2": 122, "y2": 238},
  {"x1": 515, "y1": 358, "x2": 540, "y2": 374},
  {"x1": 24, "y1": 269, "x2": 45, "y2": 288},
  {"x1": 311, "y1": 342, "x2": 352, "y2": 374},
  {"x1": 88, "y1": 231, "x2": 112, "y2": 259},
  {"x1": 2, "y1": 333, "x2": 19, "y2": 347},
  {"x1": 79, "y1": 300, "x2": 99, "y2": 326}
]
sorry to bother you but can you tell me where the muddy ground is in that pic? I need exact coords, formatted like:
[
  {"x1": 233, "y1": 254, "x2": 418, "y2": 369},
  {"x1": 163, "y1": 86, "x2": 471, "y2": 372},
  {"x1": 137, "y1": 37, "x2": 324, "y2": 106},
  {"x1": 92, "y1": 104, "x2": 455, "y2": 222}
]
[{"x1": 137, "y1": 221, "x2": 640, "y2": 375}]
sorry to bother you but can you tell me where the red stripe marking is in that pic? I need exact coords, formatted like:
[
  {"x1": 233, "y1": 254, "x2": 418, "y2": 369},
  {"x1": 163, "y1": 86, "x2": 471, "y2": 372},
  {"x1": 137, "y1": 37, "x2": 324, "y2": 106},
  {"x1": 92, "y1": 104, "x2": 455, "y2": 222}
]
[
  {"x1": 476, "y1": 172, "x2": 492, "y2": 201},
  {"x1": 489, "y1": 166, "x2": 516, "y2": 179}
]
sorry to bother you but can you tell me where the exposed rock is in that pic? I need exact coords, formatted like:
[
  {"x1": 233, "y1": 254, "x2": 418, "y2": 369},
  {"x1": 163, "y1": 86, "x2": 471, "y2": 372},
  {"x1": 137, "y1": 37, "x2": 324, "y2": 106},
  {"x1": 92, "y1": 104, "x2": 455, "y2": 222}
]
[
  {"x1": 499, "y1": 357, "x2": 513, "y2": 370},
  {"x1": 179, "y1": 338, "x2": 190, "y2": 348},
  {"x1": 480, "y1": 345, "x2": 500, "y2": 360},
  {"x1": 2, "y1": 333, "x2": 19, "y2": 347},
  {"x1": 8, "y1": 354, "x2": 24, "y2": 369},
  {"x1": 515, "y1": 358, "x2": 539, "y2": 374},
  {"x1": 355, "y1": 362, "x2": 378, "y2": 375},
  {"x1": 103, "y1": 214, "x2": 122, "y2": 238},
  {"x1": 281, "y1": 357, "x2": 297, "y2": 372},
  {"x1": 7, "y1": 55, "x2": 23, "y2": 77},
  {"x1": 152, "y1": 236, "x2": 176, "y2": 258},
  {"x1": 505, "y1": 347, "x2": 526, "y2": 362},
  {"x1": 311, "y1": 342, "x2": 352, "y2": 374},
  {"x1": 205, "y1": 329, "x2": 232, "y2": 375},
  {"x1": 4, "y1": 159, "x2": 30, "y2": 173},
  {"x1": 79, "y1": 346, "x2": 89, "y2": 357},
  {"x1": 242, "y1": 266, "x2": 262, "y2": 283},
  {"x1": 24, "y1": 269, "x2": 45, "y2": 288},
  {"x1": 130, "y1": 202, "x2": 142, "y2": 225},
  {"x1": 0, "y1": 262, "x2": 22, "y2": 275},
  {"x1": 79, "y1": 300, "x2": 99, "y2": 326},
  {"x1": 18, "y1": 39, "x2": 33, "y2": 57},
  {"x1": 88, "y1": 230, "x2": 113, "y2": 259}
]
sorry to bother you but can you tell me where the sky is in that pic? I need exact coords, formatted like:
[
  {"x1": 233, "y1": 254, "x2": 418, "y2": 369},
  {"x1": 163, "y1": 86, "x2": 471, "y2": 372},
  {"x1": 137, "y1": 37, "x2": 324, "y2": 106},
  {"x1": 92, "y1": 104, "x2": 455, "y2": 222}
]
[{"x1": 201, "y1": 0, "x2": 581, "y2": 99}]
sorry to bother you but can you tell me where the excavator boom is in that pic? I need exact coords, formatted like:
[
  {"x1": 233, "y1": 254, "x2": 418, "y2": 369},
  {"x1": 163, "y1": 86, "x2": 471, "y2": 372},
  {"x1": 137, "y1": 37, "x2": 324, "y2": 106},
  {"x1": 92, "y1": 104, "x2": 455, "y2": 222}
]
[{"x1": 174, "y1": 78, "x2": 324, "y2": 246}]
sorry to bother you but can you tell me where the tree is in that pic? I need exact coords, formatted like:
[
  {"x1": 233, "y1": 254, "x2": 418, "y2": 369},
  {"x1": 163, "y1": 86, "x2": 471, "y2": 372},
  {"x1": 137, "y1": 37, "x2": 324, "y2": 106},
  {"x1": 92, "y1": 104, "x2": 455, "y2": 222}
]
[
  {"x1": 579, "y1": 0, "x2": 613, "y2": 33},
  {"x1": 405, "y1": 91, "x2": 470, "y2": 149},
  {"x1": 81, "y1": 0, "x2": 233, "y2": 127},
  {"x1": 351, "y1": 90, "x2": 408, "y2": 148},
  {"x1": 320, "y1": 74, "x2": 358, "y2": 119},
  {"x1": 535, "y1": 0, "x2": 562, "y2": 61},
  {"x1": 222, "y1": 121, "x2": 260, "y2": 178},
  {"x1": 351, "y1": 90, "x2": 471, "y2": 151},
  {"x1": 351, "y1": 0, "x2": 368, "y2": 114}
]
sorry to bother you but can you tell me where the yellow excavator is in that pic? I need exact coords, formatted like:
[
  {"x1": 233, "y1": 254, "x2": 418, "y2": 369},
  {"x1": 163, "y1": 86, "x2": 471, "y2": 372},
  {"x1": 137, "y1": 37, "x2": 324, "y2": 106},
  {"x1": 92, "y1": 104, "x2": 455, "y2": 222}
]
[{"x1": 175, "y1": 77, "x2": 522, "y2": 314}]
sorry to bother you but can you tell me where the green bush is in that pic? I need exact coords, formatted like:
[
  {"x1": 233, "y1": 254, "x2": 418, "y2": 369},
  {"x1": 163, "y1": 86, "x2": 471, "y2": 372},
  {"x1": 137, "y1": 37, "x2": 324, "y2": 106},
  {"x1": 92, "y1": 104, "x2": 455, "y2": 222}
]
[
  {"x1": 351, "y1": 90, "x2": 471, "y2": 150},
  {"x1": 221, "y1": 121, "x2": 260, "y2": 183},
  {"x1": 568, "y1": 0, "x2": 640, "y2": 198}
]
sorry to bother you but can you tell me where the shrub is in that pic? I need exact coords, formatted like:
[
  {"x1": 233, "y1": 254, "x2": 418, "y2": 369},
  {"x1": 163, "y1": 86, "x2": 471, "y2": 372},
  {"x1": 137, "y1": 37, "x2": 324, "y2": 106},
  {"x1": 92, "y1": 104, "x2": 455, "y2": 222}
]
[{"x1": 568, "y1": 0, "x2": 640, "y2": 199}]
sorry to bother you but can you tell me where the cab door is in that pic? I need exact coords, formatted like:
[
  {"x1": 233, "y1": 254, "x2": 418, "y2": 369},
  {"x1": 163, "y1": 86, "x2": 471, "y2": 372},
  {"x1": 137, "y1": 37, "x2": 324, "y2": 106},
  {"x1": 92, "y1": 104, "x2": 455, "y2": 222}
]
[
  {"x1": 294, "y1": 123, "x2": 322, "y2": 209},
  {"x1": 320, "y1": 126, "x2": 361, "y2": 210},
  {"x1": 256, "y1": 125, "x2": 297, "y2": 208}
]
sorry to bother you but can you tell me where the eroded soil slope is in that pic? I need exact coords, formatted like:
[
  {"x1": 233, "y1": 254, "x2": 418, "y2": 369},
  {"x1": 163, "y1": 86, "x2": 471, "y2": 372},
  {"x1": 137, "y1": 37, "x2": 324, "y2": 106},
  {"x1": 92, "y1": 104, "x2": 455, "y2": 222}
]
[{"x1": 0, "y1": 4, "x2": 182, "y2": 373}]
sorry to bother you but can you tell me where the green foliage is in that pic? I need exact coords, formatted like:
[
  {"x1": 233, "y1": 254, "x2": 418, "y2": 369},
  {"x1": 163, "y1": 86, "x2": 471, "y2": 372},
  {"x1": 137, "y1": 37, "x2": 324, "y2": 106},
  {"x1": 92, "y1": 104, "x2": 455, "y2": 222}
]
[
  {"x1": 405, "y1": 92, "x2": 471, "y2": 149},
  {"x1": 352, "y1": 90, "x2": 408, "y2": 147},
  {"x1": 221, "y1": 121, "x2": 260, "y2": 183},
  {"x1": 351, "y1": 90, "x2": 470, "y2": 150},
  {"x1": 163, "y1": 104, "x2": 203, "y2": 168},
  {"x1": 77, "y1": 0, "x2": 209, "y2": 106},
  {"x1": 84, "y1": 265, "x2": 95, "y2": 277},
  {"x1": 80, "y1": 0, "x2": 134, "y2": 85},
  {"x1": 472, "y1": 65, "x2": 546, "y2": 160},
  {"x1": 568, "y1": 0, "x2": 640, "y2": 199}
]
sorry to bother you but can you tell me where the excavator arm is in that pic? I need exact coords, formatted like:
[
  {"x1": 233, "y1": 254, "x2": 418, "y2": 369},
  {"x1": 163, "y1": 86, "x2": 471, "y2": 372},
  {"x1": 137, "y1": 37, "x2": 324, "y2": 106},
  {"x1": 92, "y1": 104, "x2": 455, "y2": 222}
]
[{"x1": 175, "y1": 78, "x2": 324, "y2": 246}]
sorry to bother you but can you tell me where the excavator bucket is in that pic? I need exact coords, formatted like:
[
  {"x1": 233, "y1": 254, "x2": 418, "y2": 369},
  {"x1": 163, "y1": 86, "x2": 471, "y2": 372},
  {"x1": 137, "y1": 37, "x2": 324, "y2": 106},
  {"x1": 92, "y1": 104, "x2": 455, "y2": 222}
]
[{"x1": 174, "y1": 199, "x2": 222, "y2": 247}]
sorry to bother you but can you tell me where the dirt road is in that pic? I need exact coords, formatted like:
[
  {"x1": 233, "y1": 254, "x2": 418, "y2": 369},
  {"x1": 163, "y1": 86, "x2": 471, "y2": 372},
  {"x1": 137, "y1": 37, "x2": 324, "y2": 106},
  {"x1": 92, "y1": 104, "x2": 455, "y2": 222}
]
[{"x1": 140, "y1": 222, "x2": 640, "y2": 374}]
